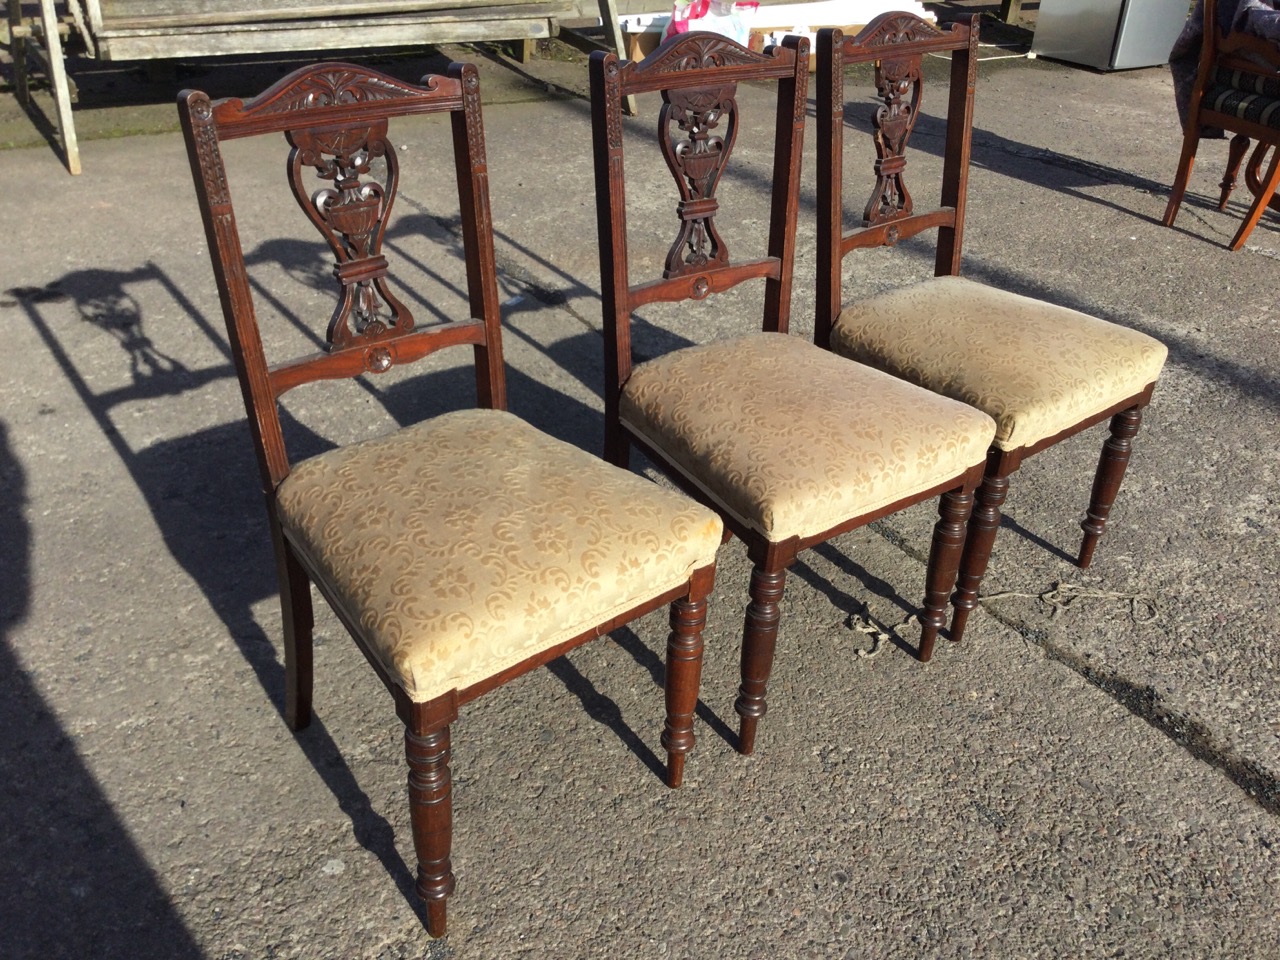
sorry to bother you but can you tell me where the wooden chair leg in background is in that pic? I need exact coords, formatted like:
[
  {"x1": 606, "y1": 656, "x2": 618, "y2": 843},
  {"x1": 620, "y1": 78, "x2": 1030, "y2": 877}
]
[
  {"x1": 8, "y1": 1, "x2": 29, "y2": 104},
  {"x1": 1242, "y1": 142, "x2": 1280, "y2": 212},
  {"x1": 1164, "y1": 130, "x2": 1200, "y2": 227},
  {"x1": 1229, "y1": 144, "x2": 1280, "y2": 249},
  {"x1": 1219, "y1": 133, "x2": 1252, "y2": 208},
  {"x1": 1078, "y1": 405, "x2": 1143, "y2": 569},
  {"x1": 37, "y1": 0, "x2": 80, "y2": 175}
]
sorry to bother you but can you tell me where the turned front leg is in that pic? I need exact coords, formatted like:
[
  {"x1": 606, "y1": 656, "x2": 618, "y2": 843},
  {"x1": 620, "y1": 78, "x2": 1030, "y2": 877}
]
[
  {"x1": 661, "y1": 591, "x2": 709, "y2": 788},
  {"x1": 920, "y1": 487, "x2": 975, "y2": 662},
  {"x1": 950, "y1": 471, "x2": 1010, "y2": 645},
  {"x1": 406, "y1": 727, "x2": 455, "y2": 938},
  {"x1": 734, "y1": 565, "x2": 786, "y2": 756},
  {"x1": 1079, "y1": 405, "x2": 1142, "y2": 569}
]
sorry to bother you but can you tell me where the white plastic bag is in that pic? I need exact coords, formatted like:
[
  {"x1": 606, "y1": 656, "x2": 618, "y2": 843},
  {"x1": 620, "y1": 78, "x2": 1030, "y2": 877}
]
[{"x1": 661, "y1": 1, "x2": 760, "y2": 46}]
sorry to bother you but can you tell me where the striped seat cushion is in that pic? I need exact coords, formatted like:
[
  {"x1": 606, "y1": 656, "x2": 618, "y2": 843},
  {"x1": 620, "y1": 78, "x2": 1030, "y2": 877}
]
[{"x1": 1205, "y1": 64, "x2": 1280, "y2": 128}]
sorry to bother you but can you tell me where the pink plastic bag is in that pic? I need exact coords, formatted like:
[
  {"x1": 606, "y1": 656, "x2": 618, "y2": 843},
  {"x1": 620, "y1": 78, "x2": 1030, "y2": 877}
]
[{"x1": 662, "y1": 1, "x2": 760, "y2": 45}]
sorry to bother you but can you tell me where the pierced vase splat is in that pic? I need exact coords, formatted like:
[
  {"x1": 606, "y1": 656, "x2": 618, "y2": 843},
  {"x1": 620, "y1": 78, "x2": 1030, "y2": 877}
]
[
  {"x1": 864, "y1": 53, "x2": 923, "y2": 231},
  {"x1": 660, "y1": 83, "x2": 739, "y2": 280},
  {"x1": 287, "y1": 118, "x2": 413, "y2": 351}
]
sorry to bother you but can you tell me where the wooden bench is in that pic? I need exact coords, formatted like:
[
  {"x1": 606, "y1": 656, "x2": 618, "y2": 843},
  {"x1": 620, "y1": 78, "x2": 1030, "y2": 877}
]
[{"x1": 7, "y1": 0, "x2": 613, "y2": 173}]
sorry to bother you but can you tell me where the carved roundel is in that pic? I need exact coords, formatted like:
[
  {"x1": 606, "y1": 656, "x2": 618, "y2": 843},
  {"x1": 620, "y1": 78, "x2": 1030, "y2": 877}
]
[
  {"x1": 692, "y1": 276, "x2": 710, "y2": 299},
  {"x1": 365, "y1": 346, "x2": 393, "y2": 373}
]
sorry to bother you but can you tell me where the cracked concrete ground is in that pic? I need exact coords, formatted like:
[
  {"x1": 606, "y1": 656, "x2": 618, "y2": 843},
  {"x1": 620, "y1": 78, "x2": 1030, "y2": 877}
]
[{"x1": 3, "y1": 11, "x2": 1279, "y2": 960}]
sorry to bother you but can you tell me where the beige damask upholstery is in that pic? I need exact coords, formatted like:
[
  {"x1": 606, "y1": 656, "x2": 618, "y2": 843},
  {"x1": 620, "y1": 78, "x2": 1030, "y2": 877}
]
[
  {"x1": 276, "y1": 408, "x2": 723, "y2": 703},
  {"x1": 830, "y1": 277, "x2": 1169, "y2": 451},
  {"x1": 619, "y1": 332, "x2": 996, "y2": 542}
]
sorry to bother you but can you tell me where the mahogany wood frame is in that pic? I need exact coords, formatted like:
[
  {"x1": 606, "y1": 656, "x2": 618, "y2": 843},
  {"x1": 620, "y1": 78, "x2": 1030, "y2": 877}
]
[
  {"x1": 816, "y1": 17, "x2": 1159, "y2": 645},
  {"x1": 179, "y1": 61, "x2": 716, "y2": 939},
  {"x1": 1165, "y1": 0, "x2": 1280, "y2": 249},
  {"x1": 590, "y1": 31, "x2": 985, "y2": 756}
]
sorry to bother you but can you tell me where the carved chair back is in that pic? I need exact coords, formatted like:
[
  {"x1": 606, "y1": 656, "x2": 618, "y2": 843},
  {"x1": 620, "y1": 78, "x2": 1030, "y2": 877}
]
[
  {"x1": 815, "y1": 15, "x2": 979, "y2": 348},
  {"x1": 1192, "y1": 0, "x2": 1280, "y2": 140},
  {"x1": 1197, "y1": 0, "x2": 1280, "y2": 92},
  {"x1": 589, "y1": 32, "x2": 809, "y2": 432},
  {"x1": 178, "y1": 62, "x2": 505, "y2": 498}
]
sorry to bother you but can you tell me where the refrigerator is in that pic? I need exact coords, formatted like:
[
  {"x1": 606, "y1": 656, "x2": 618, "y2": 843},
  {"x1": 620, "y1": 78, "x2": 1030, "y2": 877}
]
[{"x1": 1030, "y1": 0, "x2": 1191, "y2": 70}]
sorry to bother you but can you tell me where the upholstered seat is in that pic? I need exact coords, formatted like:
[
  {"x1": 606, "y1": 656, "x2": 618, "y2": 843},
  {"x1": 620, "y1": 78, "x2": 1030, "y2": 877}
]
[
  {"x1": 620, "y1": 333, "x2": 995, "y2": 541},
  {"x1": 277, "y1": 408, "x2": 723, "y2": 703},
  {"x1": 1204, "y1": 64, "x2": 1280, "y2": 129},
  {"x1": 830, "y1": 278, "x2": 1168, "y2": 451}
]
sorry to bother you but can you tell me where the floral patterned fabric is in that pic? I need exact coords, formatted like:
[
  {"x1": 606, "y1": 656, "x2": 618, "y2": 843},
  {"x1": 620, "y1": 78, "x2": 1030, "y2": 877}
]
[
  {"x1": 619, "y1": 332, "x2": 995, "y2": 541},
  {"x1": 830, "y1": 277, "x2": 1168, "y2": 452},
  {"x1": 275, "y1": 408, "x2": 723, "y2": 703}
]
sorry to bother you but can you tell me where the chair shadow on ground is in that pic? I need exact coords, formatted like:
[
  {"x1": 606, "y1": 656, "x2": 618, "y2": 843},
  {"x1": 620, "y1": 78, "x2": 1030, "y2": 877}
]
[
  {"x1": 11, "y1": 262, "x2": 433, "y2": 923},
  {"x1": 0, "y1": 419, "x2": 205, "y2": 958},
  {"x1": 790, "y1": 542, "x2": 920, "y2": 659}
]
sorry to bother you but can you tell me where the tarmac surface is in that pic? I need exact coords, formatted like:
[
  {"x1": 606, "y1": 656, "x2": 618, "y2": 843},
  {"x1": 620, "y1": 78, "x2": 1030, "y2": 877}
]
[{"x1": 2, "y1": 4, "x2": 1280, "y2": 958}]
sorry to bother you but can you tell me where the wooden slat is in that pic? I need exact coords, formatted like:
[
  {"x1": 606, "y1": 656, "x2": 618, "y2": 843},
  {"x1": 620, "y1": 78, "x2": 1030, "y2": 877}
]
[
  {"x1": 97, "y1": 0, "x2": 561, "y2": 27},
  {"x1": 840, "y1": 209, "x2": 955, "y2": 255},
  {"x1": 93, "y1": 13, "x2": 560, "y2": 59}
]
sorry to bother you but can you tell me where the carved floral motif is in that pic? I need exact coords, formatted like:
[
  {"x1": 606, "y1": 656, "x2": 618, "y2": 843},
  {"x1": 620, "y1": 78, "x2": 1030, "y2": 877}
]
[
  {"x1": 856, "y1": 13, "x2": 945, "y2": 49},
  {"x1": 258, "y1": 68, "x2": 430, "y2": 115},
  {"x1": 641, "y1": 33, "x2": 768, "y2": 76},
  {"x1": 863, "y1": 55, "x2": 922, "y2": 229},
  {"x1": 660, "y1": 84, "x2": 738, "y2": 277},
  {"x1": 288, "y1": 121, "x2": 413, "y2": 349}
]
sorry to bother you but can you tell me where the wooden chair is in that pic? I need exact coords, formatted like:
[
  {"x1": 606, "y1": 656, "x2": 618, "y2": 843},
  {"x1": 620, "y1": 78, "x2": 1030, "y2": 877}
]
[
  {"x1": 1165, "y1": 0, "x2": 1280, "y2": 249},
  {"x1": 589, "y1": 32, "x2": 997, "y2": 755},
  {"x1": 178, "y1": 61, "x2": 723, "y2": 938},
  {"x1": 815, "y1": 16, "x2": 1168, "y2": 645}
]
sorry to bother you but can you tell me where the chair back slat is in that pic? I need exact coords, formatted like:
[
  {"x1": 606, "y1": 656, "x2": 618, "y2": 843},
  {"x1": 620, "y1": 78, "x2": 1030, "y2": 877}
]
[
  {"x1": 619, "y1": 33, "x2": 801, "y2": 95},
  {"x1": 815, "y1": 15, "x2": 979, "y2": 347},
  {"x1": 840, "y1": 208, "x2": 955, "y2": 255},
  {"x1": 590, "y1": 31, "x2": 809, "y2": 419},
  {"x1": 178, "y1": 61, "x2": 506, "y2": 492},
  {"x1": 629, "y1": 259, "x2": 782, "y2": 310}
]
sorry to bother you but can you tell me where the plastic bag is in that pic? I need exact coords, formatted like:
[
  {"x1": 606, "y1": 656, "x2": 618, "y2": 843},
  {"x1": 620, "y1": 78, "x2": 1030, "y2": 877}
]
[{"x1": 662, "y1": 1, "x2": 760, "y2": 46}]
